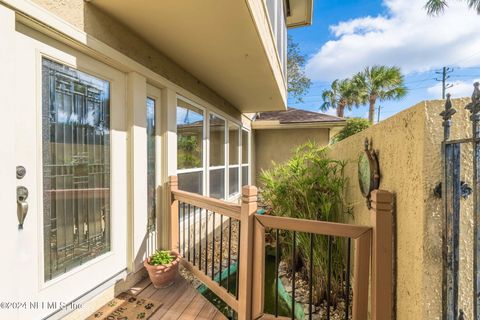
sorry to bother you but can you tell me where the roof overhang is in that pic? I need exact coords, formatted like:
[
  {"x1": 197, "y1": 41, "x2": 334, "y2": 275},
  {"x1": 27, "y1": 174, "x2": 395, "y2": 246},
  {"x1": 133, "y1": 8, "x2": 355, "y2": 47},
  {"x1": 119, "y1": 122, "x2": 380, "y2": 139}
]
[
  {"x1": 286, "y1": 0, "x2": 314, "y2": 28},
  {"x1": 88, "y1": 0, "x2": 287, "y2": 113},
  {"x1": 252, "y1": 120, "x2": 346, "y2": 130}
]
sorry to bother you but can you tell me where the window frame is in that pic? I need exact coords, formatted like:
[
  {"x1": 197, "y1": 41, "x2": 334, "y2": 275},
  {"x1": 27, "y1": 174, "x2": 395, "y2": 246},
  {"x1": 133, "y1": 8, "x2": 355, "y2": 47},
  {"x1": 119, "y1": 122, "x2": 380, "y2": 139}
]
[
  {"x1": 176, "y1": 96, "x2": 207, "y2": 195},
  {"x1": 207, "y1": 112, "x2": 227, "y2": 199},
  {"x1": 227, "y1": 122, "x2": 241, "y2": 199},
  {"x1": 241, "y1": 128, "x2": 251, "y2": 187},
  {"x1": 175, "y1": 95, "x2": 250, "y2": 201}
]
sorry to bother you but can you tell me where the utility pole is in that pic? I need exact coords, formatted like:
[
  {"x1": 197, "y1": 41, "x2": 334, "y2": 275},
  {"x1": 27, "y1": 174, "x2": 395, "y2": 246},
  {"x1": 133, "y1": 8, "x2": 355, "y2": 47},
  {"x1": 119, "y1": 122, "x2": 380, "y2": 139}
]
[
  {"x1": 377, "y1": 105, "x2": 382, "y2": 123},
  {"x1": 435, "y1": 67, "x2": 454, "y2": 99}
]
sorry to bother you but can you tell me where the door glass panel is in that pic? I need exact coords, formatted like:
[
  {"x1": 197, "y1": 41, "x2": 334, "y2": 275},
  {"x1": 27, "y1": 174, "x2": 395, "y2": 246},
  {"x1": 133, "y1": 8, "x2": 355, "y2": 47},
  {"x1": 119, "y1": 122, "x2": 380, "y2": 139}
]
[
  {"x1": 147, "y1": 97, "x2": 156, "y2": 231},
  {"x1": 42, "y1": 58, "x2": 111, "y2": 281}
]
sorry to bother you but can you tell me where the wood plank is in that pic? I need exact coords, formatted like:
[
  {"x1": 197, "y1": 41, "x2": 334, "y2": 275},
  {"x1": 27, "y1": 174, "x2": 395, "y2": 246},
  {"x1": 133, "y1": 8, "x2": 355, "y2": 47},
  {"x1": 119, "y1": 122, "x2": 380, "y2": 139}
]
[
  {"x1": 370, "y1": 190, "x2": 394, "y2": 320},
  {"x1": 125, "y1": 277, "x2": 151, "y2": 296},
  {"x1": 157, "y1": 281, "x2": 198, "y2": 320},
  {"x1": 238, "y1": 185, "x2": 257, "y2": 320},
  {"x1": 353, "y1": 230, "x2": 372, "y2": 320},
  {"x1": 252, "y1": 218, "x2": 265, "y2": 319},
  {"x1": 213, "y1": 310, "x2": 228, "y2": 319},
  {"x1": 256, "y1": 214, "x2": 371, "y2": 239},
  {"x1": 137, "y1": 282, "x2": 157, "y2": 299},
  {"x1": 149, "y1": 279, "x2": 191, "y2": 319},
  {"x1": 195, "y1": 300, "x2": 221, "y2": 320},
  {"x1": 179, "y1": 293, "x2": 208, "y2": 319},
  {"x1": 173, "y1": 189, "x2": 241, "y2": 220}
]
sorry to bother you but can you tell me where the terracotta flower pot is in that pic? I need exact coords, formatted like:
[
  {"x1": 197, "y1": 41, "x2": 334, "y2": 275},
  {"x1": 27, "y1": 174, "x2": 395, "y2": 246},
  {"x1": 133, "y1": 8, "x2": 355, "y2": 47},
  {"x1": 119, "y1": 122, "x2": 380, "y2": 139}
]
[{"x1": 144, "y1": 251, "x2": 180, "y2": 288}]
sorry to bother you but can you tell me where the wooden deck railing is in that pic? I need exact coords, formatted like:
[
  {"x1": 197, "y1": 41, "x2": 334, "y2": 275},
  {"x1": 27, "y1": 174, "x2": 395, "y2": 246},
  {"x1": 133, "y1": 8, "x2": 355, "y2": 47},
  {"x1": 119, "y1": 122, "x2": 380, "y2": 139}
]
[
  {"x1": 168, "y1": 176, "x2": 256, "y2": 319},
  {"x1": 252, "y1": 215, "x2": 372, "y2": 320},
  {"x1": 168, "y1": 176, "x2": 394, "y2": 320}
]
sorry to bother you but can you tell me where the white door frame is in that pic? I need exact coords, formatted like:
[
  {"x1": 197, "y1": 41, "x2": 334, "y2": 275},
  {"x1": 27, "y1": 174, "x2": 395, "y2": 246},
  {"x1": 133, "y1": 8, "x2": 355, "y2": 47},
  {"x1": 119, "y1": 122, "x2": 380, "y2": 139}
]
[{"x1": 11, "y1": 21, "x2": 128, "y2": 320}]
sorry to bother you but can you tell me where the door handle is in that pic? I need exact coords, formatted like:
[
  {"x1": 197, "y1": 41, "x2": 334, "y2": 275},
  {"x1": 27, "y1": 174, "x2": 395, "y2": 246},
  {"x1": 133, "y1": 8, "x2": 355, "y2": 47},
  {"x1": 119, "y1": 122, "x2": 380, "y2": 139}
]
[{"x1": 17, "y1": 186, "x2": 28, "y2": 229}]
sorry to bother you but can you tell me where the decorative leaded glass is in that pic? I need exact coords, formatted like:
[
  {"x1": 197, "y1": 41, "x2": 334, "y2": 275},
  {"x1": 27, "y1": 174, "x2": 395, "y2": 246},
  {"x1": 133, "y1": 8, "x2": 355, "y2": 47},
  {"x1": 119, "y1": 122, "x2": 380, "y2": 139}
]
[{"x1": 42, "y1": 58, "x2": 111, "y2": 281}]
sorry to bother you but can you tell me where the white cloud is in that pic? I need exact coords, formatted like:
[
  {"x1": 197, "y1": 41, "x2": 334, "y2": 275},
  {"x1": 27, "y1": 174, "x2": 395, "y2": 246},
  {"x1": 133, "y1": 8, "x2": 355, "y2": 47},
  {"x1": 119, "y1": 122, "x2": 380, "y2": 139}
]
[
  {"x1": 427, "y1": 79, "x2": 480, "y2": 98},
  {"x1": 306, "y1": 0, "x2": 480, "y2": 81},
  {"x1": 321, "y1": 107, "x2": 339, "y2": 116}
]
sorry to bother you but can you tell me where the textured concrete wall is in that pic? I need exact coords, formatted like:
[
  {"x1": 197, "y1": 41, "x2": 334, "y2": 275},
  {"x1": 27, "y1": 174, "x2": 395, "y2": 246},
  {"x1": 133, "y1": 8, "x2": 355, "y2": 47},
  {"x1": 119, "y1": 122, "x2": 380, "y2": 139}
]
[
  {"x1": 254, "y1": 127, "x2": 330, "y2": 183},
  {"x1": 328, "y1": 98, "x2": 473, "y2": 320},
  {"x1": 30, "y1": 0, "x2": 241, "y2": 120}
]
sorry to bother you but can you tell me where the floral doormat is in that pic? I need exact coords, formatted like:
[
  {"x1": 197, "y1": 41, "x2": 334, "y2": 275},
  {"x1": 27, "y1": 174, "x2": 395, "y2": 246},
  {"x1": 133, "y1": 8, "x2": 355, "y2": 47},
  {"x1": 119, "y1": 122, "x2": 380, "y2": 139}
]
[{"x1": 86, "y1": 292, "x2": 162, "y2": 320}]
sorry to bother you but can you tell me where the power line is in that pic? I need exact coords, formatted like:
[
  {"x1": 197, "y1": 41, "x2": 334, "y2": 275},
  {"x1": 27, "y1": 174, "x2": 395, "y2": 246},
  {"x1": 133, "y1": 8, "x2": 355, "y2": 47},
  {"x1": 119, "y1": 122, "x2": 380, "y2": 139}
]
[
  {"x1": 449, "y1": 50, "x2": 480, "y2": 67},
  {"x1": 434, "y1": 67, "x2": 454, "y2": 99}
]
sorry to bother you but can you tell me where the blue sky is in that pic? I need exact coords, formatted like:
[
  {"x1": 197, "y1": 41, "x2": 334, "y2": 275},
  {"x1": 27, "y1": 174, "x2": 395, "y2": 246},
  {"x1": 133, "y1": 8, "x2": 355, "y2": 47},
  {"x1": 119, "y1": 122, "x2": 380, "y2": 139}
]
[{"x1": 287, "y1": 0, "x2": 480, "y2": 121}]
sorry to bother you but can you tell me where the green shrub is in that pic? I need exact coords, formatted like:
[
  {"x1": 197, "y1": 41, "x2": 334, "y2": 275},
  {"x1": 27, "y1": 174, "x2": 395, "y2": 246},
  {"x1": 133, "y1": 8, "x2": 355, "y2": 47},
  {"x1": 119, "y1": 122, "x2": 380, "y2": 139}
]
[
  {"x1": 259, "y1": 141, "x2": 348, "y2": 305},
  {"x1": 149, "y1": 250, "x2": 174, "y2": 266},
  {"x1": 333, "y1": 118, "x2": 371, "y2": 143}
]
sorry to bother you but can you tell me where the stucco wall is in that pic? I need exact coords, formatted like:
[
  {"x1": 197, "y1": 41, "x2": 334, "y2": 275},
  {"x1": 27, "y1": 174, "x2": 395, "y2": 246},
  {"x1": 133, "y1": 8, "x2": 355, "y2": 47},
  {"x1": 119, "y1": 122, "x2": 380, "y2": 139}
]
[
  {"x1": 327, "y1": 98, "x2": 473, "y2": 320},
  {"x1": 30, "y1": 0, "x2": 242, "y2": 121},
  {"x1": 254, "y1": 127, "x2": 330, "y2": 183}
]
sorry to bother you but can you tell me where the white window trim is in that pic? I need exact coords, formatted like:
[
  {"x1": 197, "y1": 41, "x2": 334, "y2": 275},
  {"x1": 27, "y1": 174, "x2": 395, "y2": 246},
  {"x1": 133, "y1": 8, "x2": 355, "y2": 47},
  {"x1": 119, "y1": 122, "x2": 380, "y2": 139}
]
[
  {"x1": 176, "y1": 95, "x2": 251, "y2": 201},
  {"x1": 207, "y1": 112, "x2": 227, "y2": 199},
  {"x1": 227, "y1": 123, "x2": 241, "y2": 199},
  {"x1": 241, "y1": 129, "x2": 251, "y2": 186}
]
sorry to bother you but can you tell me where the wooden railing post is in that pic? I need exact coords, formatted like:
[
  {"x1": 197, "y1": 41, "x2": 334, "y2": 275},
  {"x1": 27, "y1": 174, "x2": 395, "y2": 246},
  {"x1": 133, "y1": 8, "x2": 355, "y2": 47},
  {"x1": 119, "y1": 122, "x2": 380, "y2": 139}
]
[
  {"x1": 370, "y1": 190, "x2": 394, "y2": 320},
  {"x1": 252, "y1": 217, "x2": 265, "y2": 319},
  {"x1": 238, "y1": 185, "x2": 258, "y2": 320},
  {"x1": 353, "y1": 229, "x2": 372, "y2": 320},
  {"x1": 168, "y1": 176, "x2": 179, "y2": 253}
]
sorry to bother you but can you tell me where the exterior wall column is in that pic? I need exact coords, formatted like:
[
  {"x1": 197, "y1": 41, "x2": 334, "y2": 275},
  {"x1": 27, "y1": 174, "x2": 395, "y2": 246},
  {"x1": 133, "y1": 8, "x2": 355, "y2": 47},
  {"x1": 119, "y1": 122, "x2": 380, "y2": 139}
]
[
  {"x1": 126, "y1": 72, "x2": 148, "y2": 272},
  {"x1": 159, "y1": 87, "x2": 178, "y2": 249}
]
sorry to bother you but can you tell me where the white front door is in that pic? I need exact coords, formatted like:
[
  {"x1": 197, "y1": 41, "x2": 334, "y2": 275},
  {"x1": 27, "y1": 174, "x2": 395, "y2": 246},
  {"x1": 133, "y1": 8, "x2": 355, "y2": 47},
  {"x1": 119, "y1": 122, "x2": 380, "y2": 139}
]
[{"x1": 12, "y1": 25, "x2": 128, "y2": 320}]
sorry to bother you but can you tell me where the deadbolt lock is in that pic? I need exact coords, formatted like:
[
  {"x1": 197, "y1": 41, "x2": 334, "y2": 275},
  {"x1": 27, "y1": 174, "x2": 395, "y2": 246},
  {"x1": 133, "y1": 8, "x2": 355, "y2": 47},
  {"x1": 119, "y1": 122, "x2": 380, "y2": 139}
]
[{"x1": 16, "y1": 166, "x2": 26, "y2": 179}]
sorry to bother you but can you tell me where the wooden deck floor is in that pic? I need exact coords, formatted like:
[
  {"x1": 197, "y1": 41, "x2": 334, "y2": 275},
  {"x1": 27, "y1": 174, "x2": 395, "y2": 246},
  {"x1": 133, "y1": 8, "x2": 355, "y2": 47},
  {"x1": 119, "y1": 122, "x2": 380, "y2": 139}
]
[{"x1": 126, "y1": 275, "x2": 227, "y2": 320}]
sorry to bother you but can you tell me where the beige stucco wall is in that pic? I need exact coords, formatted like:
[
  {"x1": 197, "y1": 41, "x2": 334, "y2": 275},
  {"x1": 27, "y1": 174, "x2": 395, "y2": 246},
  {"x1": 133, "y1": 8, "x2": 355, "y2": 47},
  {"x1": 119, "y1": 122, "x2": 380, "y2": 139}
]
[
  {"x1": 254, "y1": 127, "x2": 330, "y2": 183},
  {"x1": 30, "y1": 0, "x2": 242, "y2": 121},
  {"x1": 327, "y1": 98, "x2": 473, "y2": 320}
]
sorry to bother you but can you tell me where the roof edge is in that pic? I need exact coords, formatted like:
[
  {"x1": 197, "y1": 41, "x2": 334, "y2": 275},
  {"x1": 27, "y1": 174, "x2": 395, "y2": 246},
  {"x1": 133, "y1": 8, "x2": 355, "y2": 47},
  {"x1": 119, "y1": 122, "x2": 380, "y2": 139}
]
[{"x1": 252, "y1": 120, "x2": 347, "y2": 130}]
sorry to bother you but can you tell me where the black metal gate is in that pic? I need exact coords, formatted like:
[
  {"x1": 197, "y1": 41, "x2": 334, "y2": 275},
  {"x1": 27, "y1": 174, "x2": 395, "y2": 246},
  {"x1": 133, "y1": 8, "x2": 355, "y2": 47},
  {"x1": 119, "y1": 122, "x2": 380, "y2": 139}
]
[{"x1": 441, "y1": 83, "x2": 480, "y2": 320}]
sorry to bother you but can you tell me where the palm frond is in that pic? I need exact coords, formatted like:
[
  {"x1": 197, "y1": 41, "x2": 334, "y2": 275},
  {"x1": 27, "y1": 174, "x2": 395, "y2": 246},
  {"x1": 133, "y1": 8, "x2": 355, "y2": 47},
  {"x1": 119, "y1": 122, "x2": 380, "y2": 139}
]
[
  {"x1": 468, "y1": 0, "x2": 480, "y2": 13},
  {"x1": 425, "y1": 0, "x2": 448, "y2": 15}
]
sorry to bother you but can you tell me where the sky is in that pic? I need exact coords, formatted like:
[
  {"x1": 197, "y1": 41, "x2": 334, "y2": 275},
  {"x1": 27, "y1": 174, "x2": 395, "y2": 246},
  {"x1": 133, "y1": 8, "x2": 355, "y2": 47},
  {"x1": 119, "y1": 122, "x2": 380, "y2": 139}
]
[{"x1": 287, "y1": 0, "x2": 480, "y2": 121}]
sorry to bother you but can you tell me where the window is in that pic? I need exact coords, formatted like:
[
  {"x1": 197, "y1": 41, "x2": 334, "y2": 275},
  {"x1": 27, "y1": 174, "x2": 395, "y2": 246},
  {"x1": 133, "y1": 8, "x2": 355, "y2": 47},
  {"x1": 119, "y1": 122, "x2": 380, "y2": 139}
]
[
  {"x1": 229, "y1": 123, "x2": 240, "y2": 196},
  {"x1": 176, "y1": 96, "x2": 250, "y2": 200},
  {"x1": 209, "y1": 114, "x2": 226, "y2": 199},
  {"x1": 42, "y1": 58, "x2": 111, "y2": 280},
  {"x1": 147, "y1": 97, "x2": 156, "y2": 230},
  {"x1": 241, "y1": 129, "x2": 250, "y2": 187},
  {"x1": 177, "y1": 99, "x2": 204, "y2": 194}
]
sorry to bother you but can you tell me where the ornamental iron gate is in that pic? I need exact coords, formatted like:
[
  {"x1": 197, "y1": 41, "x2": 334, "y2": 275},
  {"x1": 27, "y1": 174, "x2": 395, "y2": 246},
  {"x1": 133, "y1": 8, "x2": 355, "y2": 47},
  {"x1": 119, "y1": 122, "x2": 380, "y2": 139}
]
[{"x1": 441, "y1": 82, "x2": 480, "y2": 320}]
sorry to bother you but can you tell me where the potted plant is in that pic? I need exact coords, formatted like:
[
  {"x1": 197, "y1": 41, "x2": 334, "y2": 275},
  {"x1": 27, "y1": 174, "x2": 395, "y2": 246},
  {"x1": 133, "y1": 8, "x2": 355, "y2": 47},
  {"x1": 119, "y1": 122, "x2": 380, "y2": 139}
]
[{"x1": 144, "y1": 250, "x2": 180, "y2": 288}]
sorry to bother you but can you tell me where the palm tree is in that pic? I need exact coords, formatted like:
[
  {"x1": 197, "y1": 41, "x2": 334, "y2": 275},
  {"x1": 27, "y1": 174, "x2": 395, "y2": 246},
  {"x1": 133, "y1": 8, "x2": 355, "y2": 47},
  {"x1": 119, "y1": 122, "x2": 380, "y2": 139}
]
[
  {"x1": 353, "y1": 66, "x2": 407, "y2": 124},
  {"x1": 321, "y1": 79, "x2": 360, "y2": 117},
  {"x1": 425, "y1": 0, "x2": 480, "y2": 15}
]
